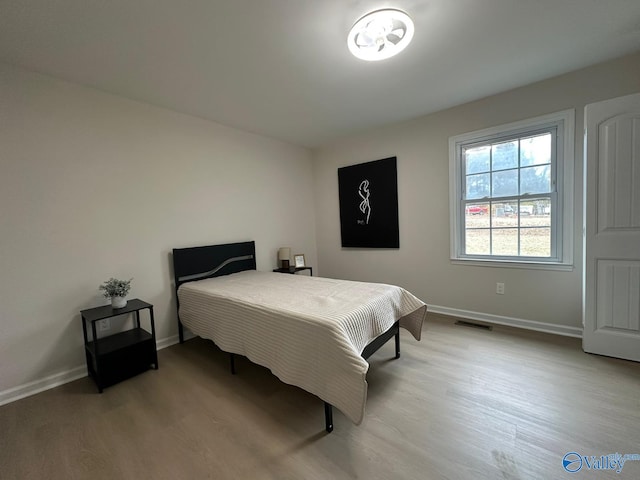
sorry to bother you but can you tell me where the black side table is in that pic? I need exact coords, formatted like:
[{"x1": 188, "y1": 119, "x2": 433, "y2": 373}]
[
  {"x1": 273, "y1": 266, "x2": 313, "y2": 276},
  {"x1": 80, "y1": 298, "x2": 158, "y2": 392}
]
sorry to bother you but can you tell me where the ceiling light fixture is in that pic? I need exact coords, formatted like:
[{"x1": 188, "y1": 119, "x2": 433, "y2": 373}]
[{"x1": 347, "y1": 9, "x2": 415, "y2": 61}]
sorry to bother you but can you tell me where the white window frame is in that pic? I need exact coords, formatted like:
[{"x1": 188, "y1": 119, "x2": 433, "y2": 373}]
[{"x1": 449, "y1": 109, "x2": 574, "y2": 270}]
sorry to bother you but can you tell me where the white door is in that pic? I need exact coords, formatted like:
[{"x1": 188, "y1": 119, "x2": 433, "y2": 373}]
[{"x1": 583, "y1": 92, "x2": 640, "y2": 362}]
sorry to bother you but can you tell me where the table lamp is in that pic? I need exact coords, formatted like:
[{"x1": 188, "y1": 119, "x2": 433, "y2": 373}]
[{"x1": 278, "y1": 247, "x2": 291, "y2": 269}]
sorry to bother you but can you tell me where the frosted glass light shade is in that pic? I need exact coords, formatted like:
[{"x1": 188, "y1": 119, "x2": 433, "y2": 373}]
[{"x1": 347, "y1": 9, "x2": 414, "y2": 61}]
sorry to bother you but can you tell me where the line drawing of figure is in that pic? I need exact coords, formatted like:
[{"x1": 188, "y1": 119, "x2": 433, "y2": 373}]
[{"x1": 358, "y1": 179, "x2": 371, "y2": 224}]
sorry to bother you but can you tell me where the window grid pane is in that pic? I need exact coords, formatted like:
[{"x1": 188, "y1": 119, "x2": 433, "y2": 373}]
[
  {"x1": 464, "y1": 197, "x2": 552, "y2": 257},
  {"x1": 462, "y1": 127, "x2": 555, "y2": 259}
]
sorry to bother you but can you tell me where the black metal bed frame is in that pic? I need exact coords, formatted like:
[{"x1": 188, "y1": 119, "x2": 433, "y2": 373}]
[{"x1": 172, "y1": 241, "x2": 401, "y2": 433}]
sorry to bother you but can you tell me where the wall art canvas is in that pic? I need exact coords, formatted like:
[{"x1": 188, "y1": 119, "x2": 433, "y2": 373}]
[{"x1": 338, "y1": 156, "x2": 399, "y2": 248}]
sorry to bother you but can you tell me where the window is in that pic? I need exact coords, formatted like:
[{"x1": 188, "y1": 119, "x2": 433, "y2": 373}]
[{"x1": 449, "y1": 110, "x2": 574, "y2": 268}]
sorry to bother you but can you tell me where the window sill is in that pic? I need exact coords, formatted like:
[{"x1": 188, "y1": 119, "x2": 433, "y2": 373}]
[{"x1": 450, "y1": 258, "x2": 574, "y2": 271}]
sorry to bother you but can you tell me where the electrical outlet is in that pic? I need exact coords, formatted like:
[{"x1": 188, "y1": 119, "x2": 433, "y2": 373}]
[
  {"x1": 98, "y1": 319, "x2": 111, "y2": 332},
  {"x1": 496, "y1": 282, "x2": 505, "y2": 295}
]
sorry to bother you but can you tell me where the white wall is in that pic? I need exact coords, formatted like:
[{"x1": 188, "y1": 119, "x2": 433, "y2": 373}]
[
  {"x1": 0, "y1": 64, "x2": 316, "y2": 396},
  {"x1": 312, "y1": 51, "x2": 640, "y2": 331}
]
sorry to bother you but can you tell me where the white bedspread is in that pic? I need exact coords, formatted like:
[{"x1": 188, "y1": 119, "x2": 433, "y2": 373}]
[{"x1": 177, "y1": 270, "x2": 427, "y2": 424}]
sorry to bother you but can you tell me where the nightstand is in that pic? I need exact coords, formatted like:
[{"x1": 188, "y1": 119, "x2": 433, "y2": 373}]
[
  {"x1": 273, "y1": 266, "x2": 313, "y2": 276},
  {"x1": 80, "y1": 299, "x2": 158, "y2": 392}
]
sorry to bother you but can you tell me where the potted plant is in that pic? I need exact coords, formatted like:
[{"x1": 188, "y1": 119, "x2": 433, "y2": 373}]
[{"x1": 99, "y1": 277, "x2": 132, "y2": 309}]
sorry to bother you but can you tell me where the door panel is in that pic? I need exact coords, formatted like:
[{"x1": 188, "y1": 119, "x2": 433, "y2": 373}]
[
  {"x1": 596, "y1": 260, "x2": 640, "y2": 330},
  {"x1": 597, "y1": 115, "x2": 640, "y2": 231},
  {"x1": 584, "y1": 92, "x2": 640, "y2": 362}
]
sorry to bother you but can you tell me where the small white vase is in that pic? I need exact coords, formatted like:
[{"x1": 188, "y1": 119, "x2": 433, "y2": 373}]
[{"x1": 111, "y1": 296, "x2": 127, "y2": 309}]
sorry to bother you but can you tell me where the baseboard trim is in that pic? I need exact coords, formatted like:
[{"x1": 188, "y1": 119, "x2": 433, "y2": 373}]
[
  {"x1": 156, "y1": 335, "x2": 180, "y2": 350},
  {"x1": 1, "y1": 312, "x2": 581, "y2": 407},
  {"x1": 0, "y1": 334, "x2": 181, "y2": 407},
  {"x1": 0, "y1": 366, "x2": 87, "y2": 407},
  {"x1": 428, "y1": 304, "x2": 583, "y2": 338}
]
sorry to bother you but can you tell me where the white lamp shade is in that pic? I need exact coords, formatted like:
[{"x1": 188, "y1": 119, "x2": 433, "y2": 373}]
[{"x1": 278, "y1": 247, "x2": 291, "y2": 261}]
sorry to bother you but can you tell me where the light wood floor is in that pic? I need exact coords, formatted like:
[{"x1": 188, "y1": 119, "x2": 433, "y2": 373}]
[{"x1": 1, "y1": 314, "x2": 639, "y2": 480}]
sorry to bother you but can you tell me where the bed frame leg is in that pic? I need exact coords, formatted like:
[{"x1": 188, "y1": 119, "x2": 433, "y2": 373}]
[
  {"x1": 395, "y1": 330, "x2": 400, "y2": 359},
  {"x1": 178, "y1": 321, "x2": 184, "y2": 344},
  {"x1": 324, "y1": 402, "x2": 334, "y2": 433},
  {"x1": 229, "y1": 353, "x2": 236, "y2": 375}
]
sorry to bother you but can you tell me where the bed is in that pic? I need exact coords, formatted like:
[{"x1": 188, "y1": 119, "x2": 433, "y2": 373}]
[{"x1": 172, "y1": 241, "x2": 427, "y2": 432}]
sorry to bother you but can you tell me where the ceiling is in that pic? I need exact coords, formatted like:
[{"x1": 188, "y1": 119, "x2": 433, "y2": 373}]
[{"x1": 1, "y1": 1, "x2": 639, "y2": 148}]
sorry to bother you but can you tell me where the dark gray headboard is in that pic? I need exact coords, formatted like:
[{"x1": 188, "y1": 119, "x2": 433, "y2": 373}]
[
  {"x1": 172, "y1": 240, "x2": 256, "y2": 343},
  {"x1": 172, "y1": 241, "x2": 256, "y2": 290}
]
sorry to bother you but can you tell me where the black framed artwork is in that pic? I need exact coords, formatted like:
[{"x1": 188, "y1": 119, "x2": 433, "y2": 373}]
[{"x1": 338, "y1": 156, "x2": 399, "y2": 248}]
